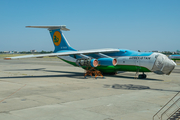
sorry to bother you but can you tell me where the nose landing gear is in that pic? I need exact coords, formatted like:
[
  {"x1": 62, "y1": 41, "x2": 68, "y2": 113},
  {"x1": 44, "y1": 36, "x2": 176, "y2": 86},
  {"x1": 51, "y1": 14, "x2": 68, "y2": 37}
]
[{"x1": 135, "y1": 70, "x2": 147, "y2": 79}]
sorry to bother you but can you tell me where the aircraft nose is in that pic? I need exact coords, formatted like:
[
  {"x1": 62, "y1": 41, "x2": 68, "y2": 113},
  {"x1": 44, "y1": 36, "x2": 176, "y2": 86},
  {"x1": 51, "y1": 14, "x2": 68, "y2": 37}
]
[
  {"x1": 152, "y1": 53, "x2": 176, "y2": 75},
  {"x1": 161, "y1": 59, "x2": 176, "y2": 75}
]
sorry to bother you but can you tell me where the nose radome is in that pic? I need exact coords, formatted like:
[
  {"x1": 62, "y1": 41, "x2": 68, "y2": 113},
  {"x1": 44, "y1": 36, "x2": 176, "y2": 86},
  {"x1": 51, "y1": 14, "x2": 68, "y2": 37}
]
[
  {"x1": 152, "y1": 53, "x2": 176, "y2": 75},
  {"x1": 161, "y1": 58, "x2": 176, "y2": 75}
]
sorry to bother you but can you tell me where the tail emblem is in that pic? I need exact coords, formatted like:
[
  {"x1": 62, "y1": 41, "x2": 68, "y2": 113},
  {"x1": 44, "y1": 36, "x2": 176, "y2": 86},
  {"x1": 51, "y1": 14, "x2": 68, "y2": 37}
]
[{"x1": 53, "y1": 31, "x2": 61, "y2": 46}]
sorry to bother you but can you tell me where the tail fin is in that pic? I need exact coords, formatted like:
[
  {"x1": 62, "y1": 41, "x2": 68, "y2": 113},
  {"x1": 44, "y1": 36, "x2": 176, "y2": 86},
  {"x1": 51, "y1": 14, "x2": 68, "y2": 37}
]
[{"x1": 26, "y1": 25, "x2": 76, "y2": 52}]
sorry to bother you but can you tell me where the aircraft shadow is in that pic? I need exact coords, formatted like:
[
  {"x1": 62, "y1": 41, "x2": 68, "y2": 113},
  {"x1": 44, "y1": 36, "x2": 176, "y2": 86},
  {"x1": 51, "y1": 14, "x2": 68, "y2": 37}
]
[
  {"x1": 104, "y1": 74, "x2": 163, "y2": 81},
  {"x1": 5, "y1": 68, "x2": 83, "y2": 74},
  {"x1": 2, "y1": 68, "x2": 85, "y2": 79},
  {"x1": 0, "y1": 73, "x2": 85, "y2": 79},
  {"x1": 2, "y1": 68, "x2": 163, "y2": 81}
]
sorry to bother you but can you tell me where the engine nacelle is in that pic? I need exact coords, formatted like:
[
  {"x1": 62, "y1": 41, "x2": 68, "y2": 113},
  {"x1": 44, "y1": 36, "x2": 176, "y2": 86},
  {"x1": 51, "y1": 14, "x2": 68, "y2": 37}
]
[
  {"x1": 76, "y1": 58, "x2": 98, "y2": 67},
  {"x1": 98, "y1": 58, "x2": 117, "y2": 66}
]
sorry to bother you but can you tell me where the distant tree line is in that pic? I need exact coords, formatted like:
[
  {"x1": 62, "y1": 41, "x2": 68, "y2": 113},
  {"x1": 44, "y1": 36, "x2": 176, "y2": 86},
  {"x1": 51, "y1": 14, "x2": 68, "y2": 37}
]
[
  {"x1": 0, "y1": 51, "x2": 53, "y2": 54},
  {"x1": 0, "y1": 50, "x2": 179, "y2": 55},
  {"x1": 161, "y1": 51, "x2": 180, "y2": 55}
]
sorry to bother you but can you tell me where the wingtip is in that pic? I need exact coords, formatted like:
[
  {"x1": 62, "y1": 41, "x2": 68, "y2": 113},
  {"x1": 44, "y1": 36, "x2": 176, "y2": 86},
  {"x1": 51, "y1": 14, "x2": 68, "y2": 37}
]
[{"x1": 4, "y1": 58, "x2": 11, "y2": 60}]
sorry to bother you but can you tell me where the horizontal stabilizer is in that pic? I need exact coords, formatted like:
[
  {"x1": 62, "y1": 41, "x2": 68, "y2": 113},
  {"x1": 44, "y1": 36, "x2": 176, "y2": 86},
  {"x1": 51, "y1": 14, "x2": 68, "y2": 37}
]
[{"x1": 26, "y1": 25, "x2": 70, "y2": 31}]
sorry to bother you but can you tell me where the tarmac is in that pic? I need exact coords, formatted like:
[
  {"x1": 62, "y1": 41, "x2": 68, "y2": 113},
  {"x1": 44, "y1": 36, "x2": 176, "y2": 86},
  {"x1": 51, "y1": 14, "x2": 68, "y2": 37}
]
[{"x1": 0, "y1": 57, "x2": 179, "y2": 120}]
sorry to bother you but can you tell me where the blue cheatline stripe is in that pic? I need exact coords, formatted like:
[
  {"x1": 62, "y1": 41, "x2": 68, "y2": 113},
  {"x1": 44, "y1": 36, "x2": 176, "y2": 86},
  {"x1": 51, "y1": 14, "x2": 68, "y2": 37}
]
[
  {"x1": 171, "y1": 55, "x2": 180, "y2": 56},
  {"x1": 105, "y1": 49, "x2": 153, "y2": 57}
]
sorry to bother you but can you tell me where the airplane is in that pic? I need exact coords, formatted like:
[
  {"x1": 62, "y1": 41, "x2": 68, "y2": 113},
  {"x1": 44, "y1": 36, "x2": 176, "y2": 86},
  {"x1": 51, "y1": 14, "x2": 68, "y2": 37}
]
[
  {"x1": 4, "y1": 25, "x2": 176, "y2": 79},
  {"x1": 169, "y1": 55, "x2": 180, "y2": 62}
]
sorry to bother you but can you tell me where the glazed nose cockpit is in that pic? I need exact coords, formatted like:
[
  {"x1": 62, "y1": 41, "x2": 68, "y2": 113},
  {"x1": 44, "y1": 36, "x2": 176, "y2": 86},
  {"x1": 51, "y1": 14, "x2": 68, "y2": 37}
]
[{"x1": 152, "y1": 53, "x2": 176, "y2": 75}]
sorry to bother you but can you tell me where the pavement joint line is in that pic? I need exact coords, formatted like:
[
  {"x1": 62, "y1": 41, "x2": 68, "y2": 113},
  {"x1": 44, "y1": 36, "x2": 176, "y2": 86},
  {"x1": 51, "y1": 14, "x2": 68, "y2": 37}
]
[
  {"x1": 0, "y1": 80, "x2": 25, "y2": 85},
  {"x1": 0, "y1": 84, "x2": 26, "y2": 103}
]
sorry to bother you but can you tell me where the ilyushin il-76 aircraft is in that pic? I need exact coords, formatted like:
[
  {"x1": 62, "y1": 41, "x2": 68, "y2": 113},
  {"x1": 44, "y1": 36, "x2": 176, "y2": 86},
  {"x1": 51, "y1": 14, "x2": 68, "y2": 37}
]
[
  {"x1": 5, "y1": 25, "x2": 176, "y2": 79},
  {"x1": 169, "y1": 55, "x2": 180, "y2": 62}
]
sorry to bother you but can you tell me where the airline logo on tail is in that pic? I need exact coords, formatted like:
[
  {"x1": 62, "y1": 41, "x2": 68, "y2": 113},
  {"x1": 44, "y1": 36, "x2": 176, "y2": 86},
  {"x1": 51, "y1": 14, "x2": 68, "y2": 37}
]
[{"x1": 53, "y1": 31, "x2": 61, "y2": 46}]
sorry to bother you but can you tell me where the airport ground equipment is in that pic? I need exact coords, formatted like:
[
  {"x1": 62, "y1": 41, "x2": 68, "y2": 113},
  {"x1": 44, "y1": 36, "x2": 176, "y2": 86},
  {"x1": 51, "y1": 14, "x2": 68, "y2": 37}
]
[
  {"x1": 76, "y1": 58, "x2": 104, "y2": 78},
  {"x1": 153, "y1": 91, "x2": 180, "y2": 120},
  {"x1": 84, "y1": 67, "x2": 104, "y2": 79}
]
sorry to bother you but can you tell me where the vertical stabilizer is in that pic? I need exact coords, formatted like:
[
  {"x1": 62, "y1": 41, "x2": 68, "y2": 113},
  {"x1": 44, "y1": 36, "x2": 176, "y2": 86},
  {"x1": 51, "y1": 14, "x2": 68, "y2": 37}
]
[{"x1": 26, "y1": 25, "x2": 76, "y2": 52}]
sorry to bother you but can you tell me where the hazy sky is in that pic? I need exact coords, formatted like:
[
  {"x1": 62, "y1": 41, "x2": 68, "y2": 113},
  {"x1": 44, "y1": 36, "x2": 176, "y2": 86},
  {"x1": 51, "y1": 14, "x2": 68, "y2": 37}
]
[{"x1": 0, "y1": 0, "x2": 180, "y2": 52}]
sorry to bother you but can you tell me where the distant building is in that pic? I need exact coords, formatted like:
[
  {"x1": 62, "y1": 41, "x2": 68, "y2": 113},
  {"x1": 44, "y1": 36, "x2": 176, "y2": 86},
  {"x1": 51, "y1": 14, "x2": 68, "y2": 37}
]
[
  {"x1": 9, "y1": 51, "x2": 14, "y2": 54},
  {"x1": 30, "y1": 50, "x2": 37, "y2": 53},
  {"x1": 177, "y1": 50, "x2": 180, "y2": 54},
  {"x1": 152, "y1": 51, "x2": 159, "y2": 53},
  {"x1": 3, "y1": 51, "x2": 9, "y2": 54},
  {"x1": 2, "y1": 51, "x2": 19, "y2": 54},
  {"x1": 14, "y1": 51, "x2": 19, "y2": 54}
]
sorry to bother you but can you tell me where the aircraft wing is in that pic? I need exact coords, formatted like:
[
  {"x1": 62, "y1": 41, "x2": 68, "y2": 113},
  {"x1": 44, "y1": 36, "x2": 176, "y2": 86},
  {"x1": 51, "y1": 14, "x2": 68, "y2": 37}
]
[{"x1": 4, "y1": 48, "x2": 120, "y2": 60}]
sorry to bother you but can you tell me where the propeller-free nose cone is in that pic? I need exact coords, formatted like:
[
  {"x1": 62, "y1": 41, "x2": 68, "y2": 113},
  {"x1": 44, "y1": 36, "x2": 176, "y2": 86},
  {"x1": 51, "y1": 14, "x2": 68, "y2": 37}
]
[
  {"x1": 162, "y1": 59, "x2": 176, "y2": 75},
  {"x1": 152, "y1": 53, "x2": 176, "y2": 75}
]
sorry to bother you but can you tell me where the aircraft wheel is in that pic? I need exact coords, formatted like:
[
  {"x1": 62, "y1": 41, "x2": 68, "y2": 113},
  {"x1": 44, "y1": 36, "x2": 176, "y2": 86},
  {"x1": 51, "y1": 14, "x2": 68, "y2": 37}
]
[
  {"x1": 138, "y1": 74, "x2": 147, "y2": 79},
  {"x1": 102, "y1": 72, "x2": 117, "y2": 75}
]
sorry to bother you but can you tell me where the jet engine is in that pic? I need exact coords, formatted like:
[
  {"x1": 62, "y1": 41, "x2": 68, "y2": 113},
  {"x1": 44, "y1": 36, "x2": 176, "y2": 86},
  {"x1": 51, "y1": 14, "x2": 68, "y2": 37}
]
[
  {"x1": 76, "y1": 58, "x2": 98, "y2": 67},
  {"x1": 98, "y1": 58, "x2": 117, "y2": 66}
]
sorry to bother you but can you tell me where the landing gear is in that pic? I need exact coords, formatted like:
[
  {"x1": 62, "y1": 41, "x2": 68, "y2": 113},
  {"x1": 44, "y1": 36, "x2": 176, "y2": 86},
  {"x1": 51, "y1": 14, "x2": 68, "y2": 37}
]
[
  {"x1": 109, "y1": 72, "x2": 117, "y2": 75},
  {"x1": 101, "y1": 72, "x2": 117, "y2": 75},
  {"x1": 135, "y1": 70, "x2": 147, "y2": 79},
  {"x1": 138, "y1": 72, "x2": 147, "y2": 79}
]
